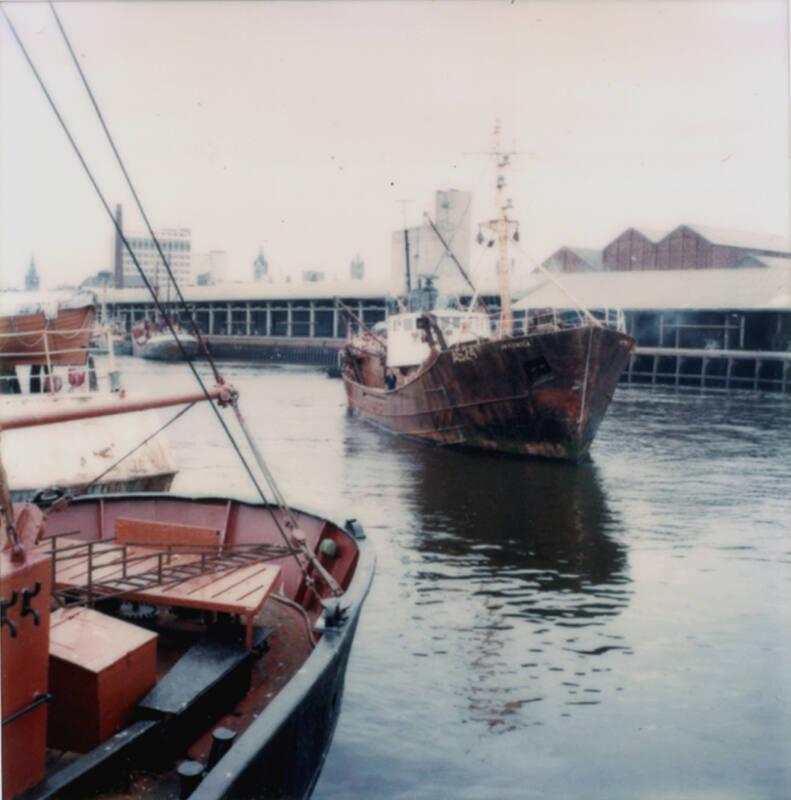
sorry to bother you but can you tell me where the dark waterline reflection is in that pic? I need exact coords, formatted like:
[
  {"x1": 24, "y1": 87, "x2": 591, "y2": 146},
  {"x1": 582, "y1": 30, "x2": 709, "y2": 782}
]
[
  {"x1": 336, "y1": 413, "x2": 635, "y2": 751},
  {"x1": 406, "y1": 444, "x2": 627, "y2": 590},
  {"x1": 406, "y1": 446, "x2": 633, "y2": 731}
]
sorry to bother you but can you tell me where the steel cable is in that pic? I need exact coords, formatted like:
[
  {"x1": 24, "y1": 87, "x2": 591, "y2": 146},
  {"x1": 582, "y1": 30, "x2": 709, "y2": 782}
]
[
  {"x1": 0, "y1": 4, "x2": 322, "y2": 588},
  {"x1": 47, "y1": 1, "x2": 225, "y2": 386},
  {"x1": 72, "y1": 402, "x2": 196, "y2": 500}
]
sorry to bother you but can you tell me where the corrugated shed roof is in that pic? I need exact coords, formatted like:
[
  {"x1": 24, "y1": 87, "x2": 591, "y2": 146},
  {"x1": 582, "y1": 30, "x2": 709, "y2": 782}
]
[
  {"x1": 566, "y1": 247, "x2": 604, "y2": 270},
  {"x1": 628, "y1": 226, "x2": 671, "y2": 243},
  {"x1": 603, "y1": 224, "x2": 791, "y2": 254},
  {"x1": 541, "y1": 246, "x2": 603, "y2": 272},
  {"x1": 681, "y1": 225, "x2": 791, "y2": 254},
  {"x1": 514, "y1": 263, "x2": 791, "y2": 311}
]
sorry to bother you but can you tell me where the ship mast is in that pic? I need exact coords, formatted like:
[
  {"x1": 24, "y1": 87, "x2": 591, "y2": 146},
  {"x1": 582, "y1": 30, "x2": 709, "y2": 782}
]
[{"x1": 478, "y1": 122, "x2": 519, "y2": 337}]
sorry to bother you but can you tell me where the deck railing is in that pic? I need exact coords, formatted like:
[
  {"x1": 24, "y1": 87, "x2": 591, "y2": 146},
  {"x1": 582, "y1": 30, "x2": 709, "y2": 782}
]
[
  {"x1": 508, "y1": 307, "x2": 626, "y2": 337},
  {"x1": 0, "y1": 326, "x2": 93, "y2": 358},
  {"x1": 46, "y1": 532, "x2": 291, "y2": 609},
  {"x1": 0, "y1": 325, "x2": 118, "y2": 395}
]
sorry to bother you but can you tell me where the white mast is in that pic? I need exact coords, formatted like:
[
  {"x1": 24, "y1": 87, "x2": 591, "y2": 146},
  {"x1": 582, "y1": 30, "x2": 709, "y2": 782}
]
[{"x1": 478, "y1": 121, "x2": 519, "y2": 337}]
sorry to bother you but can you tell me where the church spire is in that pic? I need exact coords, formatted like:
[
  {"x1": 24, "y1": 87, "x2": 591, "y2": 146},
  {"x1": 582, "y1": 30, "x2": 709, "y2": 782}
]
[{"x1": 25, "y1": 255, "x2": 40, "y2": 290}]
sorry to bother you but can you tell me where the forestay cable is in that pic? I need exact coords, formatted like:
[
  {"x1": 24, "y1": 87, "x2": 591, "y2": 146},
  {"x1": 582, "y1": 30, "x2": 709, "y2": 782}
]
[
  {"x1": 47, "y1": 0, "x2": 225, "y2": 386},
  {"x1": 2, "y1": 3, "x2": 339, "y2": 595},
  {"x1": 46, "y1": 2, "x2": 321, "y2": 543}
]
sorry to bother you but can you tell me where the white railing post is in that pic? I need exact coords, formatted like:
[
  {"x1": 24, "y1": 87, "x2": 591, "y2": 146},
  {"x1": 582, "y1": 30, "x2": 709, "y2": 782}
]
[{"x1": 42, "y1": 330, "x2": 54, "y2": 394}]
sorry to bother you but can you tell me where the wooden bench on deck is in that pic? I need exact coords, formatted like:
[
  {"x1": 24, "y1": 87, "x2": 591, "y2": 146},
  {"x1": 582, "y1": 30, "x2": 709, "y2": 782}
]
[{"x1": 52, "y1": 517, "x2": 282, "y2": 648}]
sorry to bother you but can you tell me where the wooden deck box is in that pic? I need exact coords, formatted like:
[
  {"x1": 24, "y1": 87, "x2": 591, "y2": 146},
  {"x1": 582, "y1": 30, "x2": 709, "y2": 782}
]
[{"x1": 48, "y1": 608, "x2": 158, "y2": 753}]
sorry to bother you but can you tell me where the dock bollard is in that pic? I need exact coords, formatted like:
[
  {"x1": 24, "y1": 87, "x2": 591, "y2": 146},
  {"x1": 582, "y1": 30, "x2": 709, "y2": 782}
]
[
  {"x1": 177, "y1": 760, "x2": 204, "y2": 798},
  {"x1": 208, "y1": 726, "x2": 237, "y2": 768}
]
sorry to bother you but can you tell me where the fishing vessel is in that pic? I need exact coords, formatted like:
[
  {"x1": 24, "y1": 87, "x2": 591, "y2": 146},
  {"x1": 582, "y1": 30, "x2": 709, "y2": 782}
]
[
  {"x1": 132, "y1": 321, "x2": 200, "y2": 361},
  {"x1": 1, "y1": 293, "x2": 176, "y2": 501},
  {"x1": 90, "y1": 325, "x2": 133, "y2": 357},
  {"x1": 342, "y1": 126, "x2": 635, "y2": 462}
]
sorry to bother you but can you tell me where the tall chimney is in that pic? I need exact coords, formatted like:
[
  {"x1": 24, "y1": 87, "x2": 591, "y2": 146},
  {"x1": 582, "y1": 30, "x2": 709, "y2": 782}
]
[{"x1": 113, "y1": 203, "x2": 124, "y2": 288}]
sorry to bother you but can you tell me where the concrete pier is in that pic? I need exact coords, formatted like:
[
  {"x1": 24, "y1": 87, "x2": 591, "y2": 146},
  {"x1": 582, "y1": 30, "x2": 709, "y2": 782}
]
[
  {"x1": 204, "y1": 334, "x2": 344, "y2": 367},
  {"x1": 101, "y1": 281, "x2": 791, "y2": 393},
  {"x1": 625, "y1": 347, "x2": 791, "y2": 392}
]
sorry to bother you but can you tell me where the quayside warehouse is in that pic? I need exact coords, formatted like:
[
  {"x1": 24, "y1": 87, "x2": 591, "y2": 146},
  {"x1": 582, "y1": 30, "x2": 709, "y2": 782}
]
[{"x1": 100, "y1": 225, "x2": 791, "y2": 393}]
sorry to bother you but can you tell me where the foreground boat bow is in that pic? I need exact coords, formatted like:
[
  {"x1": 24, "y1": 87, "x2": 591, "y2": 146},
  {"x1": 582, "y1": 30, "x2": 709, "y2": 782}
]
[{"x1": 2, "y1": 493, "x2": 374, "y2": 800}]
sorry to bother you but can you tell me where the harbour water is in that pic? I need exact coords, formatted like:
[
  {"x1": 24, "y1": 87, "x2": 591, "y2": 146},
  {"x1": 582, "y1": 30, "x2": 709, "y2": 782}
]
[{"x1": 123, "y1": 357, "x2": 790, "y2": 800}]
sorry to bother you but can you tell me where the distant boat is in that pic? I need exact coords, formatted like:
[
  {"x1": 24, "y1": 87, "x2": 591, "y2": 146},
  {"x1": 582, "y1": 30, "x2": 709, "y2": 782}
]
[
  {"x1": 90, "y1": 326, "x2": 133, "y2": 357},
  {"x1": 92, "y1": 284, "x2": 133, "y2": 356},
  {"x1": 1, "y1": 292, "x2": 177, "y2": 501},
  {"x1": 342, "y1": 125, "x2": 635, "y2": 463},
  {"x1": 132, "y1": 326, "x2": 200, "y2": 361},
  {"x1": 112, "y1": 332, "x2": 133, "y2": 356}
]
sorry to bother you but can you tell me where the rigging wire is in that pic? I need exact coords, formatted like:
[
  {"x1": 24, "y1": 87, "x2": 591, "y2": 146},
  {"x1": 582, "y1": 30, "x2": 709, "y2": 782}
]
[
  {"x1": 424, "y1": 213, "x2": 478, "y2": 296},
  {"x1": 511, "y1": 239, "x2": 602, "y2": 328},
  {"x1": 0, "y1": 3, "x2": 332, "y2": 591},
  {"x1": 47, "y1": 0, "x2": 225, "y2": 387},
  {"x1": 72, "y1": 402, "x2": 195, "y2": 500},
  {"x1": 423, "y1": 214, "x2": 490, "y2": 314},
  {"x1": 425, "y1": 192, "x2": 473, "y2": 281},
  {"x1": 0, "y1": 9, "x2": 210, "y2": 392},
  {"x1": 43, "y1": 2, "x2": 319, "y2": 546},
  {"x1": 423, "y1": 154, "x2": 490, "y2": 284}
]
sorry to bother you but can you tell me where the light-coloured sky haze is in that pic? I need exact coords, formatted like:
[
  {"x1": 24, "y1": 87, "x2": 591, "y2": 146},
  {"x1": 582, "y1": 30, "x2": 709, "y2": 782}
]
[{"x1": 1, "y1": 0, "x2": 788, "y2": 288}]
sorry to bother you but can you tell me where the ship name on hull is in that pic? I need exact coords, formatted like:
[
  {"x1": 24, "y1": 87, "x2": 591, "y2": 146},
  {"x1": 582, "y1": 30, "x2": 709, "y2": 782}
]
[{"x1": 450, "y1": 345, "x2": 480, "y2": 363}]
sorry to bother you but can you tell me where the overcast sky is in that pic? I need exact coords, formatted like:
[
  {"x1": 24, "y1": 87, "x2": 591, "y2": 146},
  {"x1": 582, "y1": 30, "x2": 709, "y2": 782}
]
[{"x1": 1, "y1": 0, "x2": 788, "y2": 289}]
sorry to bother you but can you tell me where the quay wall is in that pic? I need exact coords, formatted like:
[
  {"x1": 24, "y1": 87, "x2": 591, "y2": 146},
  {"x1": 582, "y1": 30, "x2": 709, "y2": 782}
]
[
  {"x1": 624, "y1": 347, "x2": 791, "y2": 393},
  {"x1": 198, "y1": 335, "x2": 791, "y2": 392},
  {"x1": 205, "y1": 335, "x2": 343, "y2": 367},
  {"x1": 104, "y1": 295, "x2": 790, "y2": 393}
]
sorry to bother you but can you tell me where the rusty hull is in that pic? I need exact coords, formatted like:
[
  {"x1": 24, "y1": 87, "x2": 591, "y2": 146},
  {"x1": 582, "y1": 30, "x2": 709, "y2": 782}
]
[{"x1": 343, "y1": 326, "x2": 635, "y2": 462}]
